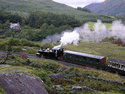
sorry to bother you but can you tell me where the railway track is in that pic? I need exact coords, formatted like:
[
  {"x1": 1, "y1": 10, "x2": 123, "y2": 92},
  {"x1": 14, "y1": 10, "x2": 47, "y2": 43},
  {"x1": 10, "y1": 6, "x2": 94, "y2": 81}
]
[{"x1": 0, "y1": 51, "x2": 125, "y2": 79}]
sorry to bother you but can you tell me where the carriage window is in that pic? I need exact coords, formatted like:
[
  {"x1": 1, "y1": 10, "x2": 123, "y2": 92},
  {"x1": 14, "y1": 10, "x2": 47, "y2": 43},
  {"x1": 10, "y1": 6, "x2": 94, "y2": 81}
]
[
  {"x1": 83, "y1": 57, "x2": 86, "y2": 61},
  {"x1": 90, "y1": 58, "x2": 93, "y2": 62},
  {"x1": 115, "y1": 64, "x2": 120, "y2": 69},
  {"x1": 121, "y1": 65, "x2": 125, "y2": 70},
  {"x1": 72, "y1": 55, "x2": 74, "y2": 59},
  {"x1": 68, "y1": 54, "x2": 70, "y2": 58},
  {"x1": 64, "y1": 54, "x2": 67, "y2": 57},
  {"x1": 111, "y1": 63, "x2": 117, "y2": 68},
  {"x1": 81, "y1": 57, "x2": 83, "y2": 61},
  {"x1": 69, "y1": 55, "x2": 72, "y2": 58},
  {"x1": 108, "y1": 61, "x2": 112, "y2": 67},
  {"x1": 75, "y1": 56, "x2": 79, "y2": 60},
  {"x1": 87, "y1": 58, "x2": 90, "y2": 61},
  {"x1": 95, "y1": 59, "x2": 99, "y2": 62}
]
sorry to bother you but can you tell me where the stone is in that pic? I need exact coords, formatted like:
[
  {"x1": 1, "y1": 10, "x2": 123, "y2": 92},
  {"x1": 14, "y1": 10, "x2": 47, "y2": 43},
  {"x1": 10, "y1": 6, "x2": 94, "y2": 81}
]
[
  {"x1": 50, "y1": 85, "x2": 63, "y2": 90},
  {"x1": 71, "y1": 85, "x2": 98, "y2": 93},
  {"x1": 71, "y1": 86, "x2": 83, "y2": 91},
  {"x1": 49, "y1": 73, "x2": 68, "y2": 80},
  {"x1": 0, "y1": 64, "x2": 12, "y2": 67},
  {"x1": 82, "y1": 86, "x2": 98, "y2": 93},
  {"x1": 0, "y1": 73, "x2": 48, "y2": 94}
]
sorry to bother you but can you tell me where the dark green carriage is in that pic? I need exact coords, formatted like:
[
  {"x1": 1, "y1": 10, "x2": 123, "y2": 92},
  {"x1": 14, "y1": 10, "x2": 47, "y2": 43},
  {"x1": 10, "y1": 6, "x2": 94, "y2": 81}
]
[{"x1": 63, "y1": 50, "x2": 106, "y2": 68}]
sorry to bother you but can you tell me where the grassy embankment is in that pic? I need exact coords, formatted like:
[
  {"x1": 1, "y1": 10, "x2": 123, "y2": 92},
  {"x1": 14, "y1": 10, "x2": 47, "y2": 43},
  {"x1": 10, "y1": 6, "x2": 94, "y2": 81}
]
[{"x1": 0, "y1": 55, "x2": 125, "y2": 94}]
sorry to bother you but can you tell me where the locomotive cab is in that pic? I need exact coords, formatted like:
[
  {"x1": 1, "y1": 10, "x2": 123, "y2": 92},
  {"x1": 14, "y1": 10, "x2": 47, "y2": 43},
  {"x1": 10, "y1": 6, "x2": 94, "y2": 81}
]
[{"x1": 52, "y1": 47, "x2": 64, "y2": 59}]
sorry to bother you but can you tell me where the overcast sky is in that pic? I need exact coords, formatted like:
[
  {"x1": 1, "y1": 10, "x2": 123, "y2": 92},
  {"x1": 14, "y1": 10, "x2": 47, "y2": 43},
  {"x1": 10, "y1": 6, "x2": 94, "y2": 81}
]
[{"x1": 52, "y1": 0, "x2": 105, "y2": 8}]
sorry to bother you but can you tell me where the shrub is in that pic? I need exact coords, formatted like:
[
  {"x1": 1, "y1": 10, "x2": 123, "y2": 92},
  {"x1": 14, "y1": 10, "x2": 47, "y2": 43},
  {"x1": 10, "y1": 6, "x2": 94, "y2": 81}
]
[
  {"x1": 0, "y1": 43, "x2": 6, "y2": 50},
  {"x1": 22, "y1": 26, "x2": 32, "y2": 29},
  {"x1": 33, "y1": 71, "x2": 53, "y2": 87},
  {"x1": 42, "y1": 61, "x2": 61, "y2": 70},
  {"x1": 6, "y1": 38, "x2": 21, "y2": 46},
  {"x1": 11, "y1": 46, "x2": 22, "y2": 52},
  {"x1": 20, "y1": 38, "x2": 38, "y2": 47},
  {"x1": 30, "y1": 62, "x2": 42, "y2": 68},
  {"x1": 25, "y1": 48, "x2": 38, "y2": 54},
  {"x1": 21, "y1": 59, "x2": 32, "y2": 65}
]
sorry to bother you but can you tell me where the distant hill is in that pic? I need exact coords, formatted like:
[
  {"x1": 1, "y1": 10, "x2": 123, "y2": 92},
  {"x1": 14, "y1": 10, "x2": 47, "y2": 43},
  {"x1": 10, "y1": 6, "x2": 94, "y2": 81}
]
[
  {"x1": 0, "y1": 0, "x2": 115, "y2": 22},
  {"x1": 85, "y1": 0, "x2": 125, "y2": 17}
]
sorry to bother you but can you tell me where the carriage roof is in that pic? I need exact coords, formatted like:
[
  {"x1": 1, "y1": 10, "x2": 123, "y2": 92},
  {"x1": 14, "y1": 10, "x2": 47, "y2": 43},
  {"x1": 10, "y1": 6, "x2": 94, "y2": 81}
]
[{"x1": 64, "y1": 50, "x2": 105, "y2": 59}]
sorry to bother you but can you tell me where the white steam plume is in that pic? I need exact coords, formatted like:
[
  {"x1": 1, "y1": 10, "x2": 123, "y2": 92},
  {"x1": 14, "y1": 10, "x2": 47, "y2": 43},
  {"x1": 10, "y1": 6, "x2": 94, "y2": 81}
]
[
  {"x1": 42, "y1": 19, "x2": 125, "y2": 47},
  {"x1": 60, "y1": 31, "x2": 79, "y2": 46},
  {"x1": 110, "y1": 20, "x2": 125, "y2": 41}
]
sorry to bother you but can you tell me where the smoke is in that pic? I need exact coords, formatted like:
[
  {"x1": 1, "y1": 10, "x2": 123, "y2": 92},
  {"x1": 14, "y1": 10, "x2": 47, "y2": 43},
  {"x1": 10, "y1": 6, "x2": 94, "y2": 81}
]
[
  {"x1": 77, "y1": 20, "x2": 108, "y2": 42},
  {"x1": 42, "y1": 30, "x2": 79, "y2": 47},
  {"x1": 110, "y1": 20, "x2": 125, "y2": 41},
  {"x1": 60, "y1": 31, "x2": 79, "y2": 46},
  {"x1": 42, "y1": 19, "x2": 125, "y2": 47},
  {"x1": 42, "y1": 33, "x2": 61, "y2": 45}
]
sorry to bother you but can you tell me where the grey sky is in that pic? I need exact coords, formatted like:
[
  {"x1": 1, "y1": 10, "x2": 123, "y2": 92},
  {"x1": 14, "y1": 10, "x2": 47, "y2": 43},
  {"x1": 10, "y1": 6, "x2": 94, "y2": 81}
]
[{"x1": 52, "y1": 0, "x2": 105, "y2": 8}]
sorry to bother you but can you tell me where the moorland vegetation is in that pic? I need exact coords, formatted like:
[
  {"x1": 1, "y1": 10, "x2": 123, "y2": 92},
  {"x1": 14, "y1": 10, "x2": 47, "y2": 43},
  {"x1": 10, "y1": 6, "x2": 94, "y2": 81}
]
[{"x1": 0, "y1": 53, "x2": 125, "y2": 94}]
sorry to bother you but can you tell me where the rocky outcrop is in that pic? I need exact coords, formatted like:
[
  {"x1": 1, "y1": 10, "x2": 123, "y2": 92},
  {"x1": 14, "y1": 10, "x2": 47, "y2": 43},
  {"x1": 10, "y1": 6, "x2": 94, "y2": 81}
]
[
  {"x1": 0, "y1": 64, "x2": 12, "y2": 67},
  {"x1": 87, "y1": 76, "x2": 125, "y2": 86},
  {"x1": 0, "y1": 73, "x2": 48, "y2": 94},
  {"x1": 71, "y1": 85, "x2": 98, "y2": 93},
  {"x1": 49, "y1": 73, "x2": 68, "y2": 80}
]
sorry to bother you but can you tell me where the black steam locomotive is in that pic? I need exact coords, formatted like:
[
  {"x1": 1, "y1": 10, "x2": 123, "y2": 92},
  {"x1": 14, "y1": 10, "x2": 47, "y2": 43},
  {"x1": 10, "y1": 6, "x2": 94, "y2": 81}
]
[{"x1": 36, "y1": 47, "x2": 125, "y2": 76}]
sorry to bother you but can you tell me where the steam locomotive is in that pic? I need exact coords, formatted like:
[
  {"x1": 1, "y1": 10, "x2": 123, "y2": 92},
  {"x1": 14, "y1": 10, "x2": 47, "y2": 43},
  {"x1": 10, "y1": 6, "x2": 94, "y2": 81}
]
[{"x1": 36, "y1": 47, "x2": 125, "y2": 76}]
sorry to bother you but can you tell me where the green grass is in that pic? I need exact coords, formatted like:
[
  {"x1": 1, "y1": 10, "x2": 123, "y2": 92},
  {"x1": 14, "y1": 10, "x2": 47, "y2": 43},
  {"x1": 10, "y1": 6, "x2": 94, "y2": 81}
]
[
  {"x1": 88, "y1": 22, "x2": 112, "y2": 30},
  {"x1": 0, "y1": 86, "x2": 6, "y2": 94},
  {"x1": 0, "y1": 56, "x2": 125, "y2": 94},
  {"x1": 63, "y1": 41, "x2": 125, "y2": 61},
  {"x1": 98, "y1": 91, "x2": 122, "y2": 94}
]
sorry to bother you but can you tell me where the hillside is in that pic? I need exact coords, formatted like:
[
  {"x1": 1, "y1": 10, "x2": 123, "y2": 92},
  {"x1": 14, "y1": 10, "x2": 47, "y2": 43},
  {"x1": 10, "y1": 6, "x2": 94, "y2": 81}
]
[
  {"x1": 85, "y1": 0, "x2": 125, "y2": 17},
  {"x1": 0, "y1": 0, "x2": 115, "y2": 22}
]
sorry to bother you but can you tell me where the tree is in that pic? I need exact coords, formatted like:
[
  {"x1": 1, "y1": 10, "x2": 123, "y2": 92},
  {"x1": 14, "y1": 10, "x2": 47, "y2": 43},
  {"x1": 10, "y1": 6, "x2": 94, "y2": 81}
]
[
  {"x1": 4, "y1": 20, "x2": 10, "y2": 29},
  {"x1": 40, "y1": 23, "x2": 49, "y2": 30},
  {"x1": 76, "y1": 7, "x2": 91, "y2": 13},
  {"x1": 47, "y1": 24, "x2": 56, "y2": 35}
]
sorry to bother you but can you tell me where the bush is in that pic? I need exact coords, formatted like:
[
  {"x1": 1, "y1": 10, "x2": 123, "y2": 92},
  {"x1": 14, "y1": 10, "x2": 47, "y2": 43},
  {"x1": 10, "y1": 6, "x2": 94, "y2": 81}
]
[
  {"x1": 33, "y1": 71, "x2": 53, "y2": 87},
  {"x1": 21, "y1": 59, "x2": 32, "y2": 65},
  {"x1": 25, "y1": 48, "x2": 38, "y2": 54},
  {"x1": 42, "y1": 61, "x2": 61, "y2": 70},
  {"x1": 0, "y1": 43, "x2": 6, "y2": 50},
  {"x1": 7, "y1": 38, "x2": 21, "y2": 46},
  {"x1": 30, "y1": 62, "x2": 42, "y2": 68},
  {"x1": 11, "y1": 46, "x2": 22, "y2": 52},
  {"x1": 20, "y1": 38, "x2": 32, "y2": 46},
  {"x1": 22, "y1": 26, "x2": 32, "y2": 29},
  {"x1": 20, "y1": 38, "x2": 38, "y2": 47}
]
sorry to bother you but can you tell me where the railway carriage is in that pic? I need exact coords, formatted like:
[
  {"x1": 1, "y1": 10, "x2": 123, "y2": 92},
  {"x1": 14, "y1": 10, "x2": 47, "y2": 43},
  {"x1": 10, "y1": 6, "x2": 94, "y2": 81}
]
[
  {"x1": 63, "y1": 50, "x2": 106, "y2": 69},
  {"x1": 106, "y1": 58, "x2": 125, "y2": 76}
]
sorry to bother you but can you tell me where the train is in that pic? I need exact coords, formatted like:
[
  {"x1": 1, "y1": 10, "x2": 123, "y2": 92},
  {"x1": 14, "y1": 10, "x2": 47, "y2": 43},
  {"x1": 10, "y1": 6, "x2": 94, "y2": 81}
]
[{"x1": 36, "y1": 46, "x2": 125, "y2": 76}]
